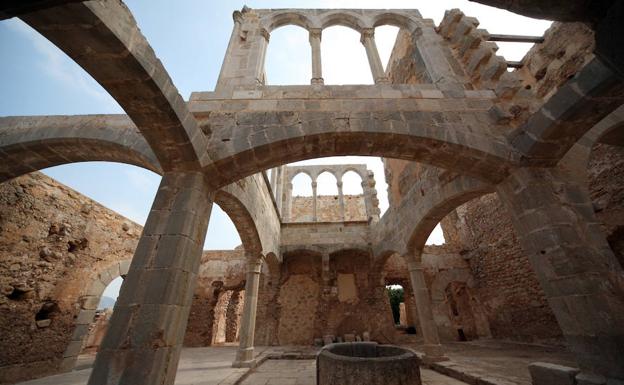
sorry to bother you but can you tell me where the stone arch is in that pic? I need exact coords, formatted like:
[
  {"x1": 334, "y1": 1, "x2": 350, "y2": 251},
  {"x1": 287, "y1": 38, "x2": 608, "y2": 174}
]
[
  {"x1": 0, "y1": 116, "x2": 162, "y2": 183},
  {"x1": 289, "y1": 169, "x2": 314, "y2": 182},
  {"x1": 340, "y1": 166, "x2": 367, "y2": 182},
  {"x1": 0, "y1": 115, "x2": 276, "y2": 260},
  {"x1": 262, "y1": 11, "x2": 315, "y2": 32},
  {"x1": 372, "y1": 12, "x2": 419, "y2": 32},
  {"x1": 60, "y1": 259, "x2": 131, "y2": 371},
  {"x1": 372, "y1": 175, "x2": 493, "y2": 262},
  {"x1": 319, "y1": 11, "x2": 366, "y2": 32},
  {"x1": 214, "y1": 190, "x2": 263, "y2": 255},
  {"x1": 203, "y1": 121, "x2": 517, "y2": 190},
  {"x1": 405, "y1": 178, "x2": 493, "y2": 259},
  {"x1": 313, "y1": 167, "x2": 339, "y2": 182}
]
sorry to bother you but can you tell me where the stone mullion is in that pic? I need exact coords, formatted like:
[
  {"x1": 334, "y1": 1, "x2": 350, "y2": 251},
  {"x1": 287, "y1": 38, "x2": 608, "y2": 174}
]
[
  {"x1": 337, "y1": 181, "x2": 345, "y2": 221},
  {"x1": 312, "y1": 181, "x2": 318, "y2": 222},
  {"x1": 360, "y1": 28, "x2": 389, "y2": 84},
  {"x1": 87, "y1": 171, "x2": 213, "y2": 385},
  {"x1": 309, "y1": 28, "x2": 324, "y2": 85},
  {"x1": 496, "y1": 167, "x2": 624, "y2": 381}
]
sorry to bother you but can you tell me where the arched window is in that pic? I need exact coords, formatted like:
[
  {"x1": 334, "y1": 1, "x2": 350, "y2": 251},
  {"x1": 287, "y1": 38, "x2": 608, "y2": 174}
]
[
  {"x1": 375, "y1": 25, "x2": 400, "y2": 72},
  {"x1": 265, "y1": 25, "x2": 311, "y2": 85},
  {"x1": 316, "y1": 171, "x2": 338, "y2": 195},
  {"x1": 322, "y1": 26, "x2": 372, "y2": 85},
  {"x1": 291, "y1": 172, "x2": 313, "y2": 196},
  {"x1": 342, "y1": 170, "x2": 364, "y2": 195}
]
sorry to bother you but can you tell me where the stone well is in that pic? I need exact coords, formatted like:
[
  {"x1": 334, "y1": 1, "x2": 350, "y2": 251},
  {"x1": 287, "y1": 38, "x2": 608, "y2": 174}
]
[{"x1": 317, "y1": 342, "x2": 421, "y2": 385}]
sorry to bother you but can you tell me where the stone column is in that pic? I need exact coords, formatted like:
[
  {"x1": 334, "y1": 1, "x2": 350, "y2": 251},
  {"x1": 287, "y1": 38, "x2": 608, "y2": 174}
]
[
  {"x1": 233, "y1": 255, "x2": 264, "y2": 367},
  {"x1": 407, "y1": 258, "x2": 447, "y2": 362},
  {"x1": 337, "y1": 180, "x2": 345, "y2": 221},
  {"x1": 309, "y1": 28, "x2": 324, "y2": 85},
  {"x1": 360, "y1": 28, "x2": 389, "y2": 84},
  {"x1": 312, "y1": 181, "x2": 318, "y2": 222},
  {"x1": 87, "y1": 172, "x2": 213, "y2": 385},
  {"x1": 496, "y1": 167, "x2": 624, "y2": 381}
]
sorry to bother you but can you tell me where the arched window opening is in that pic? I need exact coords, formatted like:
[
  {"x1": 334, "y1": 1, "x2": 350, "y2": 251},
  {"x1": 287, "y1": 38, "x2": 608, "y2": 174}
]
[
  {"x1": 316, "y1": 171, "x2": 338, "y2": 196},
  {"x1": 425, "y1": 223, "x2": 446, "y2": 245},
  {"x1": 322, "y1": 26, "x2": 373, "y2": 85},
  {"x1": 375, "y1": 25, "x2": 400, "y2": 72},
  {"x1": 291, "y1": 172, "x2": 313, "y2": 197},
  {"x1": 265, "y1": 25, "x2": 311, "y2": 85},
  {"x1": 342, "y1": 170, "x2": 364, "y2": 195}
]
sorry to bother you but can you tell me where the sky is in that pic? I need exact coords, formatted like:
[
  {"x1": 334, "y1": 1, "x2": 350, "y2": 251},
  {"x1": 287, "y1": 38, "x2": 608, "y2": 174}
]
[{"x1": 0, "y1": 0, "x2": 551, "y2": 302}]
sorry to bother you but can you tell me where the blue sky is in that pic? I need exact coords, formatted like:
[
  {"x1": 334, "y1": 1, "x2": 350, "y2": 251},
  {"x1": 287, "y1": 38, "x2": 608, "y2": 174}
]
[{"x1": 0, "y1": 1, "x2": 551, "y2": 300}]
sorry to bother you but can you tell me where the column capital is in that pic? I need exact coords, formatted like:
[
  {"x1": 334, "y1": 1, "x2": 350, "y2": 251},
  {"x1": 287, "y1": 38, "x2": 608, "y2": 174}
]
[
  {"x1": 360, "y1": 28, "x2": 375, "y2": 44},
  {"x1": 311, "y1": 181, "x2": 318, "y2": 189},
  {"x1": 259, "y1": 28, "x2": 270, "y2": 42},
  {"x1": 245, "y1": 254, "x2": 263, "y2": 273},
  {"x1": 336, "y1": 181, "x2": 343, "y2": 188},
  {"x1": 309, "y1": 28, "x2": 322, "y2": 42}
]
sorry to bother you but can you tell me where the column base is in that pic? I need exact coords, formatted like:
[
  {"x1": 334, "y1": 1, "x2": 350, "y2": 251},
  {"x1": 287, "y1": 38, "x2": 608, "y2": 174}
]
[
  {"x1": 232, "y1": 347, "x2": 255, "y2": 368},
  {"x1": 422, "y1": 344, "x2": 449, "y2": 364},
  {"x1": 375, "y1": 77, "x2": 390, "y2": 84},
  {"x1": 311, "y1": 77, "x2": 324, "y2": 85},
  {"x1": 232, "y1": 358, "x2": 257, "y2": 368}
]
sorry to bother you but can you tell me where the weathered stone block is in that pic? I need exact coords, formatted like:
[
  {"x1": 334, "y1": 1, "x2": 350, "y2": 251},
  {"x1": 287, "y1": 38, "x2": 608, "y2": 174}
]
[{"x1": 529, "y1": 362, "x2": 580, "y2": 385}]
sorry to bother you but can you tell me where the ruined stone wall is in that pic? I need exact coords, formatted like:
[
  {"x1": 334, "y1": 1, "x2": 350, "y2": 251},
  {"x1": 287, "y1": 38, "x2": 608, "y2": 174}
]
[
  {"x1": 255, "y1": 250, "x2": 397, "y2": 346},
  {"x1": 0, "y1": 172, "x2": 141, "y2": 384},
  {"x1": 289, "y1": 195, "x2": 367, "y2": 222},
  {"x1": 587, "y1": 143, "x2": 624, "y2": 267},
  {"x1": 441, "y1": 194, "x2": 562, "y2": 342},
  {"x1": 382, "y1": 23, "x2": 591, "y2": 344},
  {"x1": 184, "y1": 249, "x2": 246, "y2": 347},
  {"x1": 381, "y1": 246, "x2": 491, "y2": 342}
]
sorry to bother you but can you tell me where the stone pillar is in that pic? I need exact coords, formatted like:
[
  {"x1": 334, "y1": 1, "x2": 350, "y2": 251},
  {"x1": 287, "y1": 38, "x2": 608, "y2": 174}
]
[
  {"x1": 496, "y1": 167, "x2": 624, "y2": 381},
  {"x1": 360, "y1": 28, "x2": 388, "y2": 84},
  {"x1": 337, "y1": 180, "x2": 345, "y2": 221},
  {"x1": 87, "y1": 172, "x2": 213, "y2": 385},
  {"x1": 312, "y1": 181, "x2": 318, "y2": 222},
  {"x1": 309, "y1": 28, "x2": 324, "y2": 85},
  {"x1": 233, "y1": 255, "x2": 263, "y2": 368},
  {"x1": 407, "y1": 258, "x2": 447, "y2": 362}
]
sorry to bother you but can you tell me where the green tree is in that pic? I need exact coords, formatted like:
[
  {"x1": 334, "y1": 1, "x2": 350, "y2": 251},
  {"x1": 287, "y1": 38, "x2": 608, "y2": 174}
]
[{"x1": 386, "y1": 286, "x2": 404, "y2": 324}]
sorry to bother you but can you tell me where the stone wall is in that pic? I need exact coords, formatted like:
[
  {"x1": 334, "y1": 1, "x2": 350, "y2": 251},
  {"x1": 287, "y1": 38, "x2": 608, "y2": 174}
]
[
  {"x1": 0, "y1": 172, "x2": 252, "y2": 383},
  {"x1": 0, "y1": 172, "x2": 141, "y2": 384},
  {"x1": 184, "y1": 249, "x2": 247, "y2": 347},
  {"x1": 289, "y1": 195, "x2": 367, "y2": 222},
  {"x1": 440, "y1": 194, "x2": 562, "y2": 342},
  {"x1": 255, "y1": 249, "x2": 397, "y2": 346}
]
